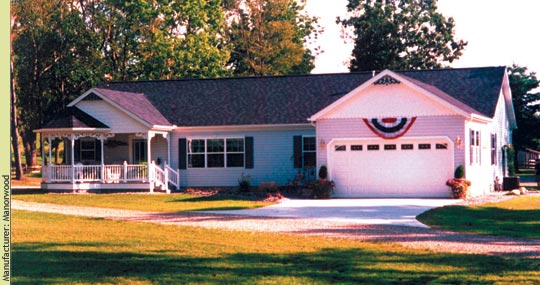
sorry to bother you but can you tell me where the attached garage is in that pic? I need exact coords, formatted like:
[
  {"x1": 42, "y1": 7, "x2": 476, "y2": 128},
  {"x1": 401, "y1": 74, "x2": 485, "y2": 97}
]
[{"x1": 328, "y1": 137, "x2": 454, "y2": 198}]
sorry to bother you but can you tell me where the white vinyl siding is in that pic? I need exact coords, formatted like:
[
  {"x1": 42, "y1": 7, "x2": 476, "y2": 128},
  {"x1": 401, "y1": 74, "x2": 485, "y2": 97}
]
[{"x1": 76, "y1": 100, "x2": 148, "y2": 133}]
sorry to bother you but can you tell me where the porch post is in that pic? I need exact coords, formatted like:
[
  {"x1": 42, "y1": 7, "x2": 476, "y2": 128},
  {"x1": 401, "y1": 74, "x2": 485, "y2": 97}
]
[
  {"x1": 71, "y1": 134, "x2": 75, "y2": 184},
  {"x1": 48, "y1": 136, "x2": 52, "y2": 167},
  {"x1": 100, "y1": 137, "x2": 105, "y2": 183},
  {"x1": 166, "y1": 133, "x2": 171, "y2": 166},
  {"x1": 148, "y1": 131, "x2": 154, "y2": 192}
]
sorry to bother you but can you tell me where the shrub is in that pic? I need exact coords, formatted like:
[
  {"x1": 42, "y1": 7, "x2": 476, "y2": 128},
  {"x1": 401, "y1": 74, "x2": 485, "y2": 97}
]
[
  {"x1": 238, "y1": 173, "x2": 251, "y2": 193},
  {"x1": 446, "y1": 178, "x2": 471, "y2": 199},
  {"x1": 454, "y1": 165, "x2": 465, "y2": 179},
  {"x1": 309, "y1": 179, "x2": 335, "y2": 199},
  {"x1": 318, "y1": 165, "x2": 328, "y2": 180}
]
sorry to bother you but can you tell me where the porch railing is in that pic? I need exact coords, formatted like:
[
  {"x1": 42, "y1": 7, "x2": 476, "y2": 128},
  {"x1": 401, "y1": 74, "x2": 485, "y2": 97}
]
[{"x1": 44, "y1": 163, "x2": 149, "y2": 184}]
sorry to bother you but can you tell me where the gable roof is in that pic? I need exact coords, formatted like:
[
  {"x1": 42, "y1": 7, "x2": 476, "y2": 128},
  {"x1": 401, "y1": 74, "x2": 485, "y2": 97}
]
[
  {"x1": 69, "y1": 88, "x2": 173, "y2": 128},
  {"x1": 38, "y1": 107, "x2": 110, "y2": 131},
  {"x1": 97, "y1": 66, "x2": 507, "y2": 127}
]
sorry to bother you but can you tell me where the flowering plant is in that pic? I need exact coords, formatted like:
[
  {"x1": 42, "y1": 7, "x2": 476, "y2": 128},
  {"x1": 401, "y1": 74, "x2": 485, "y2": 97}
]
[{"x1": 446, "y1": 178, "x2": 471, "y2": 199}]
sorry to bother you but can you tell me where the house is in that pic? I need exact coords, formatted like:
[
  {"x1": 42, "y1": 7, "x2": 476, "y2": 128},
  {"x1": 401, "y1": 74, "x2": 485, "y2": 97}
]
[{"x1": 35, "y1": 66, "x2": 516, "y2": 197}]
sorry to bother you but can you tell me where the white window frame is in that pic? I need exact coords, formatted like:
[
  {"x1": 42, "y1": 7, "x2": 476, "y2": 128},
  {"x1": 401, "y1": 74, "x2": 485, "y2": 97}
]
[
  {"x1": 470, "y1": 129, "x2": 481, "y2": 165},
  {"x1": 188, "y1": 138, "x2": 245, "y2": 169}
]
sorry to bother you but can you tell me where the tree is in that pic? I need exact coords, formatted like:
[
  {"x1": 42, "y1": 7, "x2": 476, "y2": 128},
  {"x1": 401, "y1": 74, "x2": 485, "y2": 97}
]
[
  {"x1": 77, "y1": 0, "x2": 231, "y2": 80},
  {"x1": 338, "y1": 0, "x2": 467, "y2": 71},
  {"x1": 10, "y1": 14, "x2": 23, "y2": 179},
  {"x1": 507, "y1": 65, "x2": 540, "y2": 164},
  {"x1": 225, "y1": 0, "x2": 320, "y2": 76},
  {"x1": 12, "y1": 0, "x2": 103, "y2": 170}
]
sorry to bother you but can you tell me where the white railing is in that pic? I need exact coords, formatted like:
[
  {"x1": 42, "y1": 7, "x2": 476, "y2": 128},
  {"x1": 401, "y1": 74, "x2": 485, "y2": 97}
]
[
  {"x1": 165, "y1": 164, "x2": 180, "y2": 189},
  {"x1": 46, "y1": 165, "x2": 73, "y2": 182},
  {"x1": 74, "y1": 165, "x2": 102, "y2": 182},
  {"x1": 45, "y1": 162, "x2": 149, "y2": 184}
]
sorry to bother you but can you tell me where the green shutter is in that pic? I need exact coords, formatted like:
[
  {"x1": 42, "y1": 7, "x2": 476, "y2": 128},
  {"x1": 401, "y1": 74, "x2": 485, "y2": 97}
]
[
  {"x1": 179, "y1": 138, "x2": 187, "y2": 170},
  {"x1": 245, "y1": 136, "x2": 254, "y2": 169},
  {"x1": 293, "y1": 136, "x2": 302, "y2": 168}
]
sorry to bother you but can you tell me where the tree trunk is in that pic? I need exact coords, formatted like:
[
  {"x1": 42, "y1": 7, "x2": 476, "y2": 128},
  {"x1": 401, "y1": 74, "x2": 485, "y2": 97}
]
[
  {"x1": 22, "y1": 132, "x2": 38, "y2": 173},
  {"x1": 10, "y1": 27, "x2": 23, "y2": 180}
]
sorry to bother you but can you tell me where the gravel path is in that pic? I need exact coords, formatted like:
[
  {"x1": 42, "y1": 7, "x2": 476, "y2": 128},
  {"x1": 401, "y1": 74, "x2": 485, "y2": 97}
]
[{"x1": 13, "y1": 198, "x2": 540, "y2": 258}]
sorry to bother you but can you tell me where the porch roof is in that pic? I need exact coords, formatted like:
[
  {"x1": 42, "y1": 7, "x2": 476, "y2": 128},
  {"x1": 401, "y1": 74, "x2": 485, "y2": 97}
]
[{"x1": 36, "y1": 107, "x2": 110, "y2": 132}]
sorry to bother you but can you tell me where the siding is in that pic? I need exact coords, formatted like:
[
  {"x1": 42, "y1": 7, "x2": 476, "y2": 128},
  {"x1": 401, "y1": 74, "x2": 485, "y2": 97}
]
[
  {"x1": 170, "y1": 127, "x2": 315, "y2": 187},
  {"x1": 316, "y1": 115, "x2": 465, "y2": 168},
  {"x1": 76, "y1": 100, "x2": 148, "y2": 133}
]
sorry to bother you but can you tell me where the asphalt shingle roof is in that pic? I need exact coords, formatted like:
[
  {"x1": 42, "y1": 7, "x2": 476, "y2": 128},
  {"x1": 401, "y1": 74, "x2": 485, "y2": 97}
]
[
  {"x1": 97, "y1": 66, "x2": 506, "y2": 127},
  {"x1": 42, "y1": 107, "x2": 109, "y2": 129}
]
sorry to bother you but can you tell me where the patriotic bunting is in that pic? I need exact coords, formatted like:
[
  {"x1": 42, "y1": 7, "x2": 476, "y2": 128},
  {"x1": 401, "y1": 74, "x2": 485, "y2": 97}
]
[{"x1": 363, "y1": 117, "x2": 417, "y2": 139}]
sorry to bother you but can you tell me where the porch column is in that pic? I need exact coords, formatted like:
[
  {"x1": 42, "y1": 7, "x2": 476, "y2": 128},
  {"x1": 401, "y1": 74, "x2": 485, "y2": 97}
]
[
  {"x1": 48, "y1": 136, "x2": 52, "y2": 167},
  {"x1": 147, "y1": 131, "x2": 154, "y2": 192},
  {"x1": 71, "y1": 134, "x2": 75, "y2": 184},
  {"x1": 100, "y1": 137, "x2": 105, "y2": 183},
  {"x1": 166, "y1": 133, "x2": 171, "y2": 166}
]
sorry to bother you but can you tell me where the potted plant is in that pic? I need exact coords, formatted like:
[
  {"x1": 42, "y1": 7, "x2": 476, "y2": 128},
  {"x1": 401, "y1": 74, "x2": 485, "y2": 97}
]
[{"x1": 446, "y1": 165, "x2": 471, "y2": 199}]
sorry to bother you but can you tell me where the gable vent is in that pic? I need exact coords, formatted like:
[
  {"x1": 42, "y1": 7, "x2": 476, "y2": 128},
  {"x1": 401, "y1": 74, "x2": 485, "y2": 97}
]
[
  {"x1": 373, "y1": 75, "x2": 400, "y2": 85},
  {"x1": 83, "y1": 93, "x2": 103, "y2": 101}
]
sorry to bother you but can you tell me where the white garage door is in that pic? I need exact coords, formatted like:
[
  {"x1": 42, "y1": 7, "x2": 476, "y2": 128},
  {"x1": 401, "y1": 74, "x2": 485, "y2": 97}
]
[{"x1": 329, "y1": 138, "x2": 454, "y2": 198}]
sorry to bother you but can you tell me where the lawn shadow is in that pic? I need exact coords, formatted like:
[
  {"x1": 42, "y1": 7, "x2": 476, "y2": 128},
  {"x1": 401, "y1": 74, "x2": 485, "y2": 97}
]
[{"x1": 14, "y1": 242, "x2": 537, "y2": 284}]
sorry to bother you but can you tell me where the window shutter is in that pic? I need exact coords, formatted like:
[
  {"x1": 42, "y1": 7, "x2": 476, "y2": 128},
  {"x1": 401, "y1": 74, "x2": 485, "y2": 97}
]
[
  {"x1": 178, "y1": 138, "x2": 187, "y2": 170},
  {"x1": 74, "y1": 140, "x2": 80, "y2": 162},
  {"x1": 293, "y1": 135, "x2": 302, "y2": 168},
  {"x1": 245, "y1": 136, "x2": 254, "y2": 169}
]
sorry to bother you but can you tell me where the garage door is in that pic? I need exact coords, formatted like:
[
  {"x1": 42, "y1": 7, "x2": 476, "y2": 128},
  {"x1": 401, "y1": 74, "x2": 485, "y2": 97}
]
[{"x1": 329, "y1": 138, "x2": 454, "y2": 198}]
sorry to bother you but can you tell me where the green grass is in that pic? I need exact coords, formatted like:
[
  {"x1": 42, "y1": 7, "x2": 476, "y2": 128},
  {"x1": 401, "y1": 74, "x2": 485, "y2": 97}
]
[
  {"x1": 418, "y1": 196, "x2": 540, "y2": 239},
  {"x1": 13, "y1": 210, "x2": 540, "y2": 284},
  {"x1": 13, "y1": 193, "x2": 274, "y2": 212}
]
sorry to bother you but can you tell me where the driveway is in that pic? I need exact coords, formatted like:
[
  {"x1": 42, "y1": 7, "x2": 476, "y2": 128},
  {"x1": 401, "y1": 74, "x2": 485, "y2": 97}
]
[{"x1": 207, "y1": 198, "x2": 460, "y2": 228}]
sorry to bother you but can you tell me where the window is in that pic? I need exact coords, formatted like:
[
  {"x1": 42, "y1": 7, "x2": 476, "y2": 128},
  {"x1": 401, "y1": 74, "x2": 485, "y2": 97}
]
[
  {"x1": 401, "y1": 144, "x2": 414, "y2": 150},
  {"x1": 367, "y1": 145, "x2": 379, "y2": 151},
  {"x1": 384, "y1": 144, "x2": 396, "y2": 150},
  {"x1": 80, "y1": 139, "x2": 96, "y2": 161},
  {"x1": 303, "y1": 137, "x2": 316, "y2": 167},
  {"x1": 335, "y1": 145, "x2": 346, "y2": 151},
  {"x1": 419, "y1": 144, "x2": 431, "y2": 149},
  {"x1": 436, "y1": 143, "x2": 448, "y2": 149},
  {"x1": 470, "y1": 130, "x2": 481, "y2": 165},
  {"x1": 351, "y1": 145, "x2": 363, "y2": 151},
  {"x1": 491, "y1": 133, "x2": 497, "y2": 165},
  {"x1": 188, "y1": 138, "x2": 245, "y2": 168}
]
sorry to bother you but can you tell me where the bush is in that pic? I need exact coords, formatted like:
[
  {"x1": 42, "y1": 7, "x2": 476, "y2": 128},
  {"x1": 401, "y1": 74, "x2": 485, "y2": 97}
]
[
  {"x1": 309, "y1": 179, "x2": 334, "y2": 199},
  {"x1": 238, "y1": 173, "x2": 251, "y2": 193},
  {"x1": 454, "y1": 165, "x2": 465, "y2": 179},
  {"x1": 318, "y1": 165, "x2": 328, "y2": 179}
]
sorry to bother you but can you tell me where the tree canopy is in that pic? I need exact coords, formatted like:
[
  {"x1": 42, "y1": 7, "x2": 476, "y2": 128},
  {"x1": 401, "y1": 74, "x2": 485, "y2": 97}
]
[
  {"x1": 225, "y1": 0, "x2": 319, "y2": 76},
  {"x1": 338, "y1": 0, "x2": 467, "y2": 71},
  {"x1": 508, "y1": 65, "x2": 540, "y2": 152}
]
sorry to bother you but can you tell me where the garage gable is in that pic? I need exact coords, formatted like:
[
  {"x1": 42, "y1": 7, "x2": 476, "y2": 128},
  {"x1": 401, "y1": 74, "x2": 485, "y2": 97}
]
[{"x1": 310, "y1": 70, "x2": 473, "y2": 121}]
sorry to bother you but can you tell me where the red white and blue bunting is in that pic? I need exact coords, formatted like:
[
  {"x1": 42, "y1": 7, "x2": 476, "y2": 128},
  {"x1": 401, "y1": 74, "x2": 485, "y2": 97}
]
[{"x1": 363, "y1": 117, "x2": 417, "y2": 139}]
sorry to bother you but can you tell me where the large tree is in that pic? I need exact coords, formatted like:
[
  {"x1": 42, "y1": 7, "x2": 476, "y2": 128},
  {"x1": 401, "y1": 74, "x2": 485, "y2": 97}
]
[
  {"x1": 338, "y1": 0, "x2": 467, "y2": 71},
  {"x1": 12, "y1": 0, "x2": 103, "y2": 170},
  {"x1": 225, "y1": 0, "x2": 319, "y2": 76},
  {"x1": 508, "y1": 65, "x2": 540, "y2": 156}
]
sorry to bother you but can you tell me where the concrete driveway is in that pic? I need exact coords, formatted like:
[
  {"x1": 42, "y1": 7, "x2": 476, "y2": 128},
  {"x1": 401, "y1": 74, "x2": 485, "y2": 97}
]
[{"x1": 208, "y1": 198, "x2": 460, "y2": 228}]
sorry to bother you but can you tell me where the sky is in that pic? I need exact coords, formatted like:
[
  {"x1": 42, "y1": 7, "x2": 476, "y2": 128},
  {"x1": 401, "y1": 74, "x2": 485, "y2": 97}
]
[{"x1": 305, "y1": 0, "x2": 540, "y2": 75}]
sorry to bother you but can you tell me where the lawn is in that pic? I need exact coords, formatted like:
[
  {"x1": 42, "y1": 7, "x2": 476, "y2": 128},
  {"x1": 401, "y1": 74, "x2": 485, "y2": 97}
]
[
  {"x1": 418, "y1": 196, "x2": 540, "y2": 239},
  {"x1": 13, "y1": 193, "x2": 275, "y2": 212},
  {"x1": 13, "y1": 210, "x2": 540, "y2": 284}
]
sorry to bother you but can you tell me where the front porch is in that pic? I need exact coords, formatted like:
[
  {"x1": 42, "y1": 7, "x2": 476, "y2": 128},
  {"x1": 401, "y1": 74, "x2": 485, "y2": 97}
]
[{"x1": 42, "y1": 161, "x2": 179, "y2": 193}]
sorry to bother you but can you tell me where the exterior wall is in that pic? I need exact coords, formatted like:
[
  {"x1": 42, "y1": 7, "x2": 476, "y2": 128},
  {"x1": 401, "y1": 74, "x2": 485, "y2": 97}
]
[
  {"x1": 104, "y1": 134, "x2": 129, "y2": 164},
  {"x1": 151, "y1": 134, "x2": 169, "y2": 166},
  {"x1": 77, "y1": 100, "x2": 148, "y2": 133},
  {"x1": 465, "y1": 91, "x2": 513, "y2": 196},
  {"x1": 170, "y1": 127, "x2": 315, "y2": 187},
  {"x1": 316, "y1": 115, "x2": 466, "y2": 169}
]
